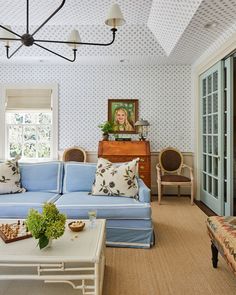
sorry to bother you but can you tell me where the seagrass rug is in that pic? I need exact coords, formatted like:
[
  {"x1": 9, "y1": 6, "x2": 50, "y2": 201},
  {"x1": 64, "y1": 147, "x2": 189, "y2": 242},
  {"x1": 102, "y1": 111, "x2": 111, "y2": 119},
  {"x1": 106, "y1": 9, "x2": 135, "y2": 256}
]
[
  {"x1": 103, "y1": 197, "x2": 236, "y2": 295},
  {"x1": 1, "y1": 197, "x2": 236, "y2": 295}
]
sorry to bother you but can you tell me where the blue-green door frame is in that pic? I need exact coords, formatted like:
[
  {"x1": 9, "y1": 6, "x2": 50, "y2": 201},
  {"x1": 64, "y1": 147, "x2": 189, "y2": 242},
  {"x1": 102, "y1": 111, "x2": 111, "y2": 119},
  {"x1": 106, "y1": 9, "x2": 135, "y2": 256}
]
[
  {"x1": 200, "y1": 61, "x2": 224, "y2": 215},
  {"x1": 199, "y1": 58, "x2": 234, "y2": 216}
]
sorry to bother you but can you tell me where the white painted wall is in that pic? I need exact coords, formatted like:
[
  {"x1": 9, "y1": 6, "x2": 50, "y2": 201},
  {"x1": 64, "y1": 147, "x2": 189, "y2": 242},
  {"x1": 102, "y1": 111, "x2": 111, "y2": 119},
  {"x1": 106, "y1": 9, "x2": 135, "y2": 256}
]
[{"x1": 0, "y1": 64, "x2": 193, "y2": 152}]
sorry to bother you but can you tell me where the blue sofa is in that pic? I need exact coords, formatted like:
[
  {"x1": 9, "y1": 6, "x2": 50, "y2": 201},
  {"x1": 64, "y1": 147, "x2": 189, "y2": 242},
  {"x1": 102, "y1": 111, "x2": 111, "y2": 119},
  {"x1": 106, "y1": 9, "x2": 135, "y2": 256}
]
[{"x1": 0, "y1": 161, "x2": 154, "y2": 248}]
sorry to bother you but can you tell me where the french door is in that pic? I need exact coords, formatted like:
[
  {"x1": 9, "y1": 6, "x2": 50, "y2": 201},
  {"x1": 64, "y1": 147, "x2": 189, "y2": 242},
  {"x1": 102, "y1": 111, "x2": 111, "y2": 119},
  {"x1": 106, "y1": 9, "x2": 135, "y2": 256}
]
[
  {"x1": 200, "y1": 57, "x2": 233, "y2": 215},
  {"x1": 224, "y1": 57, "x2": 234, "y2": 215}
]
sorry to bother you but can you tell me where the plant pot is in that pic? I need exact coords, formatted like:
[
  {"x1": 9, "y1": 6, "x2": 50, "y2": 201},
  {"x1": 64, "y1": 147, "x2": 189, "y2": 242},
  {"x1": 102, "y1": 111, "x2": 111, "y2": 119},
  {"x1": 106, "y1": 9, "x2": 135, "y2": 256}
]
[
  {"x1": 42, "y1": 238, "x2": 53, "y2": 249},
  {"x1": 38, "y1": 236, "x2": 53, "y2": 250},
  {"x1": 102, "y1": 133, "x2": 109, "y2": 141}
]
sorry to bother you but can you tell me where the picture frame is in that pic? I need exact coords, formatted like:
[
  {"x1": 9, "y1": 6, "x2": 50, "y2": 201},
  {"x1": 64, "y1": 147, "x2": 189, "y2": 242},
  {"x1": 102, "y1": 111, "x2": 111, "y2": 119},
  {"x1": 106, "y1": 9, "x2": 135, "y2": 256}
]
[{"x1": 108, "y1": 99, "x2": 138, "y2": 134}]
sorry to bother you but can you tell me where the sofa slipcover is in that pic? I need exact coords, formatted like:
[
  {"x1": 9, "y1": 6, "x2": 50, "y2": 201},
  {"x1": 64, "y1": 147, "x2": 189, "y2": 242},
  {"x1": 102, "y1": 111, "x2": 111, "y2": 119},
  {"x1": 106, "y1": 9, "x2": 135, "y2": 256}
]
[
  {"x1": 0, "y1": 192, "x2": 60, "y2": 218},
  {"x1": 0, "y1": 161, "x2": 154, "y2": 248}
]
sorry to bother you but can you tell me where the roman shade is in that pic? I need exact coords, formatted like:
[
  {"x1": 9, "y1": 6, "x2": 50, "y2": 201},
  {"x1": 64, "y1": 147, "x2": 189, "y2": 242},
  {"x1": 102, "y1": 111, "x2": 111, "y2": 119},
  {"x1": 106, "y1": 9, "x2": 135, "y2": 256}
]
[{"x1": 5, "y1": 89, "x2": 52, "y2": 110}]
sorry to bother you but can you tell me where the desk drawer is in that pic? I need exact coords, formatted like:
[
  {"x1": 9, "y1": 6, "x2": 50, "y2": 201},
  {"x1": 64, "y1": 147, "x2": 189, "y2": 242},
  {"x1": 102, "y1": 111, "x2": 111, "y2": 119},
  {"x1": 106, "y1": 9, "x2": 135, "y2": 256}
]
[
  {"x1": 105, "y1": 156, "x2": 135, "y2": 163},
  {"x1": 139, "y1": 172, "x2": 151, "y2": 188},
  {"x1": 138, "y1": 162, "x2": 150, "y2": 172}
]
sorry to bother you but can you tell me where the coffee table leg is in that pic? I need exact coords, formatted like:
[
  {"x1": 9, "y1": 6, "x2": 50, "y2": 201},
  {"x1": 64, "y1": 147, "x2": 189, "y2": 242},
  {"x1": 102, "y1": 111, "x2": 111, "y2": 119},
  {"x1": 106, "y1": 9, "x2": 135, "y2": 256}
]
[
  {"x1": 211, "y1": 242, "x2": 218, "y2": 268},
  {"x1": 94, "y1": 253, "x2": 105, "y2": 295},
  {"x1": 95, "y1": 262, "x2": 100, "y2": 295}
]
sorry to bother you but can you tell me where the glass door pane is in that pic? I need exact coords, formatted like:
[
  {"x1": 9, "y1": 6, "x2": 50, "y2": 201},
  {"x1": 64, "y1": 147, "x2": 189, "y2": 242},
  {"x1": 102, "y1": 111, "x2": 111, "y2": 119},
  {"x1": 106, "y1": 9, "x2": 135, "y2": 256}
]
[{"x1": 200, "y1": 61, "x2": 224, "y2": 215}]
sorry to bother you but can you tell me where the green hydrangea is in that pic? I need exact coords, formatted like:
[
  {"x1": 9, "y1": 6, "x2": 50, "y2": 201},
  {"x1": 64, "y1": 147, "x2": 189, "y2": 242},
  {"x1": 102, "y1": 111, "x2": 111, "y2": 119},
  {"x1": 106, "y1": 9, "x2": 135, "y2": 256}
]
[{"x1": 26, "y1": 203, "x2": 66, "y2": 249}]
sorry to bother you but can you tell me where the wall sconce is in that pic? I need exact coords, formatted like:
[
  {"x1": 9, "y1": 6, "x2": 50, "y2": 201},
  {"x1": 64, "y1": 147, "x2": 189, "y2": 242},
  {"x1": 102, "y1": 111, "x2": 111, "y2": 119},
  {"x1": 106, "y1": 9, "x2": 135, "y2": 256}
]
[{"x1": 134, "y1": 119, "x2": 150, "y2": 141}]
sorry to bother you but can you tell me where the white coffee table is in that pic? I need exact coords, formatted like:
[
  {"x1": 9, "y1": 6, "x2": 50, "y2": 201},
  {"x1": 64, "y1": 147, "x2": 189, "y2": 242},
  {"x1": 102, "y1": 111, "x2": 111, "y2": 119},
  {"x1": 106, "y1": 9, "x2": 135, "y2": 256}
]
[{"x1": 0, "y1": 219, "x2": 106, "y2": 295}]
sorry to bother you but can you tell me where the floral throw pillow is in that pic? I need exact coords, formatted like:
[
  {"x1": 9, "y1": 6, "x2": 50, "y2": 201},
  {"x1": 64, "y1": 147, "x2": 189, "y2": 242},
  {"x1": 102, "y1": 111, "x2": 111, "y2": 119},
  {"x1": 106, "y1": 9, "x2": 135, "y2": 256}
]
[
  {"x1": 92, "y1": 158, "x2": 139, "y2": 198},
  {"x1": 0, "y1": 159, "x2": 25, "y2": 194}
]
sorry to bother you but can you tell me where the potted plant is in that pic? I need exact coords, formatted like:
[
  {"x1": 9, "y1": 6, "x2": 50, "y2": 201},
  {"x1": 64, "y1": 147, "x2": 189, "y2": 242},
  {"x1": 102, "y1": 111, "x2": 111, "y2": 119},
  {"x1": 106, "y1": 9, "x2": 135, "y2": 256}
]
[
  {"x1": 98, "y1": 121, "x2": 114, "y2": 140},
  {"x1": 26, "y1": 203, "x2": 66, "y2": 249}
]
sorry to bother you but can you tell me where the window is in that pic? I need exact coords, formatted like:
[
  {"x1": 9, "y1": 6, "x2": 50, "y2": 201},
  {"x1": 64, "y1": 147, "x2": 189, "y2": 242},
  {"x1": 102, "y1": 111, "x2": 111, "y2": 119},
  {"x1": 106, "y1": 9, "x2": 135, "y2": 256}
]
[
  {"x1": 6, "y1": 112, "x2": 52, "y2": 159},
  {"x1": 0, "y1": 84, "x2": 58, "y2": 160}
]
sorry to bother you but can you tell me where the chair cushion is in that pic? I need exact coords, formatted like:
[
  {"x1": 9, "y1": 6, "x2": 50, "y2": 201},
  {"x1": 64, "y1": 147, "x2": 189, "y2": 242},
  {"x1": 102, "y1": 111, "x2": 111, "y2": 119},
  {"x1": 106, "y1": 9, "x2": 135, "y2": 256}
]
[
  {"x1": 161, "y1": 174, "x2": 190, "y2": 182},
  {"x1": 55, "y1": 192, "x2": 151, "y2": 219},
  {"x1": 0, "y1": 159, "x2": 25, "y2": 195},
  {"x1": 63, "y1": 147, "x2": 85, "y2": 162},
  {"x1": 160, "y1": 149, "x2": 182, "y2": 172},
  {"x1": 92, "y1": 158, "x2": 139, "y2": 198}
]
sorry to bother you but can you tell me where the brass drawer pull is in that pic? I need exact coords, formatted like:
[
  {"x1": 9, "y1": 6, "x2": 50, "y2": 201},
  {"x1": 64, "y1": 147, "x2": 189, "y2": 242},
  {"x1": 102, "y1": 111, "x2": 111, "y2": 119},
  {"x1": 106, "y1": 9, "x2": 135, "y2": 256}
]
[
  {"x1": 140, "y1": 165, "x2": 145, "y2": 169},
  {"x1": 140, "y1": 158, "x2": 145, "y2": 162},
  {"x1": 140, "y1": 175, "x2": 145, "y2": 178}
]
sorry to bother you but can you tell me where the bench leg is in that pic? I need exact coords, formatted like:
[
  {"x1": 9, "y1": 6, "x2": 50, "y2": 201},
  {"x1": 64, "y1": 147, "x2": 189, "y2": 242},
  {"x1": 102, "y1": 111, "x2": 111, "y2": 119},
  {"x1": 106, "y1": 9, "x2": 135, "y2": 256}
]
[{"x1": 211, "y1": 242, "x2": 218, "y2": 268}]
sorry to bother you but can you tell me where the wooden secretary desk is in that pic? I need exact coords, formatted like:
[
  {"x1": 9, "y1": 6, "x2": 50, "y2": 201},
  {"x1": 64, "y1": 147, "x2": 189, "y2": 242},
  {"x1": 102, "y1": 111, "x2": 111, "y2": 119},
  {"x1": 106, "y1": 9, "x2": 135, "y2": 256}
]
[{"x1": 98, "y1": 141, "x2": 151, "y2": 188}]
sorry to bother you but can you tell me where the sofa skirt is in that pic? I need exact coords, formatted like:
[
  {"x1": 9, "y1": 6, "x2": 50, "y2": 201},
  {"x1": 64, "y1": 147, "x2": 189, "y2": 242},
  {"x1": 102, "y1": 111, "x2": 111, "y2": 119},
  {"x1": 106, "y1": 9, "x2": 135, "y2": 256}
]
[{"x1": 106, "y1": 226, "x2": 154, "y2": 248}]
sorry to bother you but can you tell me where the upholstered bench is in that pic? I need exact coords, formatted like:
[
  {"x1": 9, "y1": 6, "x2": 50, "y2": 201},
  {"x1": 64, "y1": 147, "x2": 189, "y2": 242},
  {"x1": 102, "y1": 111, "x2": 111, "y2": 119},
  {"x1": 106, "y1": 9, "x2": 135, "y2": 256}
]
[{"x1": 206, "y1": 216, "x2": 236, "y2": 275}]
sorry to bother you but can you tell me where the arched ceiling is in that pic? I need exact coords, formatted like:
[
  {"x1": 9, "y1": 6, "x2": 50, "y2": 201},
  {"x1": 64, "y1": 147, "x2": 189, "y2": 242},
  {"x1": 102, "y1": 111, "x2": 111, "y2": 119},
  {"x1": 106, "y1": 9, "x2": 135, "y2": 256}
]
[{"x1": 0, "y1": 0, "x2": 235, "y2": 64}]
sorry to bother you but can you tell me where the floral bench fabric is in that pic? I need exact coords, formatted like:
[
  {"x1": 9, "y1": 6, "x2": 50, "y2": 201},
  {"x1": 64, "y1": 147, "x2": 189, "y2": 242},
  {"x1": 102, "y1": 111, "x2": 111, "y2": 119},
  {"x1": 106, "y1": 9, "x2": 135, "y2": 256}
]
[{"x1": 206, "y1": 216, "x2": 236, "y2": 275}]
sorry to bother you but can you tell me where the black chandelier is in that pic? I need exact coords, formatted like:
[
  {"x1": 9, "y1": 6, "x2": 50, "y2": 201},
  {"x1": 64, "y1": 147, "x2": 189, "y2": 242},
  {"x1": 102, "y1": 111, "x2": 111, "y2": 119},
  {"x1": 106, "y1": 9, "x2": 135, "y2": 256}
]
[{"x1": 0, "y1": 0, "x2": 125, "y2": 62}]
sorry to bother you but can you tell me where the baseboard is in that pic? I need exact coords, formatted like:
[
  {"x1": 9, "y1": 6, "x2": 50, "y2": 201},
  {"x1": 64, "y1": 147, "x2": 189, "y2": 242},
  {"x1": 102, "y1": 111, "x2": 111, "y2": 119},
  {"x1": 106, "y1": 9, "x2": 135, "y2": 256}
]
[
  {"x1": 194, "y1": 200, "x2": 217, "y2": 216},
  {"x1": 151, "y1": 185, "x2": 191, "y2": 195}
]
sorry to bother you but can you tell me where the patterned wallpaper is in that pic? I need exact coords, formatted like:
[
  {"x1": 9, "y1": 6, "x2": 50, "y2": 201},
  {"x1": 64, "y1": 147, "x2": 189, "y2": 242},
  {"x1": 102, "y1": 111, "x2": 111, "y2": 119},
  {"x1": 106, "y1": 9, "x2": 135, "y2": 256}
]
[{"x1": 0, "y1": 64, "x2": 193, "y2": 152}]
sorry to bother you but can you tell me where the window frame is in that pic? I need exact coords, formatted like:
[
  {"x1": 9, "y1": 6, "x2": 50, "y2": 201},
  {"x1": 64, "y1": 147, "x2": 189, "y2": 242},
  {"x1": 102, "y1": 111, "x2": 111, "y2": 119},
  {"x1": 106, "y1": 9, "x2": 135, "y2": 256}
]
[
  {"x1": 6, "y1": 111, "x2": 53, "y2": 160},
  {"x1": 0, "y1": 83, "x2": 58, "y2": 161}
]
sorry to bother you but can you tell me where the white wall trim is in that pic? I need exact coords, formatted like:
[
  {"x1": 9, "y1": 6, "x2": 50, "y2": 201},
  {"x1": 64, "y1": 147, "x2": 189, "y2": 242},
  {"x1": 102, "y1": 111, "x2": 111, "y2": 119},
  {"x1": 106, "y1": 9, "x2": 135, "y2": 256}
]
[
  {"x1": 193, "y1": 31, "x2": 236, "y2": 201},
  {"x1": 0, "y1": 83, "x2": 58, "y2": 160},
  {"x1": 150, "y1": 151, "x2": 194, "y2": 156},
  {"x1": 0, "y1": 86, "x2": 5, "y2": 159},
  {"x1": 74, "y1": 150, "x2": 194, "y2": 157},
  {"x1": 193, "y1": 31, "x2": 236, "y2": 75}
]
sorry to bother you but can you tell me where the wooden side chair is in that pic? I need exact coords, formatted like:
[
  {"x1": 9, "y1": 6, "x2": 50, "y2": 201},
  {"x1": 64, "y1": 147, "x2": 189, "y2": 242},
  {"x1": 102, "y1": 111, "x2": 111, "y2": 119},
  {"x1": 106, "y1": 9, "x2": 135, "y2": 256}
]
[
  {"x1": 62, "y1": 146, "x2": 87, "y2": 162},
  {"x1": 156, "y1": 147, "x2": 194, "y2": 205}
]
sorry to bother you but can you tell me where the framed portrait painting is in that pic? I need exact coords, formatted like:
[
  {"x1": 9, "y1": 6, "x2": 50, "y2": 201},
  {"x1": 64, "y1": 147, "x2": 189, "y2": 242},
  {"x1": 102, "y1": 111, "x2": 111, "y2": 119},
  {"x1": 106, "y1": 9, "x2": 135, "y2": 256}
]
[{"x1": 108, "y1": 99, "x2": 138, "y2": 134}]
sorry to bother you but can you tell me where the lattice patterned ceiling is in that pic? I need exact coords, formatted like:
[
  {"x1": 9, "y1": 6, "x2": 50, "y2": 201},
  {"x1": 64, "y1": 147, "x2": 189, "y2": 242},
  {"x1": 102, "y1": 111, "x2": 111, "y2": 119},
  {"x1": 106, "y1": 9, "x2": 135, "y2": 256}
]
[
  {"x1": 0, "y1": 0, "x2": 235, "y2": 64},
  {"x1": 148, "y1": 0, "x2": 203, "y2": 56}
]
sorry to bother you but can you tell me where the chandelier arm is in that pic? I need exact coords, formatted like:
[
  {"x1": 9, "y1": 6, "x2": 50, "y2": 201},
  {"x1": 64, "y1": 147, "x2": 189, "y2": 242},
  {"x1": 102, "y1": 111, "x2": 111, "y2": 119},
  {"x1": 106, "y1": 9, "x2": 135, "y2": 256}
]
[
  {"x1": 5, "y1": 44, "x2": 24, "y2": 59},
  {"x1": 32, "y1": 0, "x2": 66, "y2": 37},
  {"x1": 26, "y1": 0, "x2": 29, "y2": 34},
  {"x1": 0, "y1": 25, "x2": 22, "y2": 38},
  {"x1": 0, "y1": 38, "x2": 21, "y2": 42},
  {"x1": 34, "y1": 43, "x2": 77, "y2": 62},
  {"x1": 34, "y1": 28, "x2": 117, "y2": 47}
]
